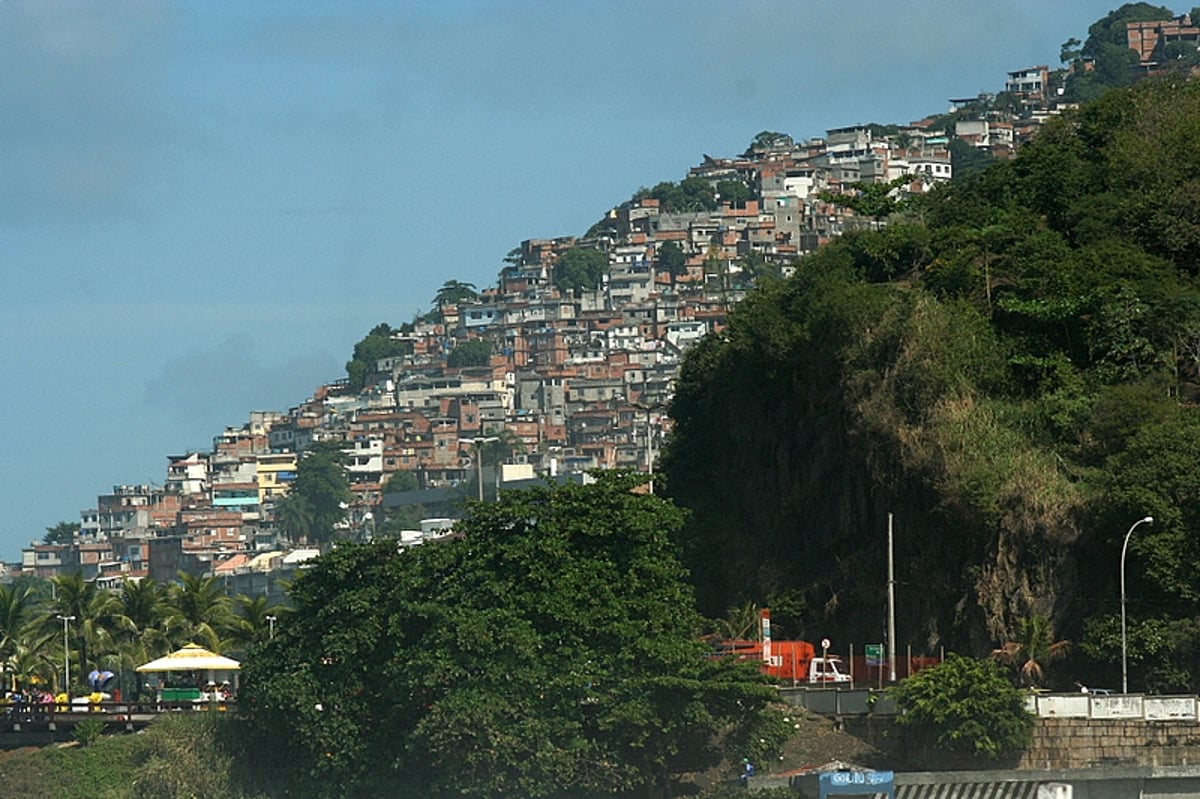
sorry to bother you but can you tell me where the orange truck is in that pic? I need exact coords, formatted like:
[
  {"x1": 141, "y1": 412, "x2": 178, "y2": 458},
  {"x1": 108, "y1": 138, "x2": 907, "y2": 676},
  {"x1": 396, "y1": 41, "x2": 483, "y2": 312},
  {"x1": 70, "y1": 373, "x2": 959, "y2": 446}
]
[{"x1": 711, "y1": 638, "x2": 852, "y2": 684}]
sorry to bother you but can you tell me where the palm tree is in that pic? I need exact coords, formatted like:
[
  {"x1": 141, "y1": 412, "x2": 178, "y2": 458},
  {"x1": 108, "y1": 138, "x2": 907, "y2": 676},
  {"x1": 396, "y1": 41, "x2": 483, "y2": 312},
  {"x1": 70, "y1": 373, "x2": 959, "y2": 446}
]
[
  {"x1": 167, "y1": 573, "x2": 236, "y2": 652},
  {"x1": 991, "y1": 614, "x2": 1071, "y2": 688},
  {"x1": 107, "y1": 578, "x2": 173, "y2": 698},
  {"x1": 0, "y1": 583, "x2": 35, "y2": 666},
  {"x1": 43, "y1": 574, "x2": 124, "y2": 691},
  {"x1": 274, "y1": 493, "x2": 314, "y2": 545},
  {"x1": 117, "y1": 578, "x2": 169, "y2": 642},
  {"x1": 714, "y1": 601, "x2": 761, "y2": 641},
  {"x1": 5, "y1": 642, "x2": 56, "y2": 693},
  {"x1": 433, "y1": 279, "x2": 479, "y2": 307},
  {"x1": 0, "y1": 584, "x2": 45, "y2": 691},
  {"x1": 226, "y1": 594, "x2": 286, "y2": 657}
]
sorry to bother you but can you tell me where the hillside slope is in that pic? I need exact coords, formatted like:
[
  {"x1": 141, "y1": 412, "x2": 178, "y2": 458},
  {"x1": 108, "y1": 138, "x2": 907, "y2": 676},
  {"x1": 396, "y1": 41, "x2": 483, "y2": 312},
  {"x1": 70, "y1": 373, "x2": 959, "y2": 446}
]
[{"x1": 663, "y1": 76, "x2": 1200, "y2": 693}]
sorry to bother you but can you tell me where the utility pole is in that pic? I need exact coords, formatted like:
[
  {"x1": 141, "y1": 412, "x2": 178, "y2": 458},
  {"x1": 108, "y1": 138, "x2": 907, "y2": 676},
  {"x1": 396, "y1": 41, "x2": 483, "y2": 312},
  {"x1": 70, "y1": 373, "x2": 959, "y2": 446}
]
[{"x1": 887, "y1": 513, "x2": 897, "y2": 683}]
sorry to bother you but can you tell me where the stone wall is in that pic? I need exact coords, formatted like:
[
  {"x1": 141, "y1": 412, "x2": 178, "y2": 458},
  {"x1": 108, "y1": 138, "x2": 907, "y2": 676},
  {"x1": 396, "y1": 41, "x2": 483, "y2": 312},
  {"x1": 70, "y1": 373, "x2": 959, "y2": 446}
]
[
  {"x1": 1022, "y1": 717, "x2": 1200, "y2": 770},
  {"x1": 843, "y1": 716, "x2": 1200, "y2": 771}
]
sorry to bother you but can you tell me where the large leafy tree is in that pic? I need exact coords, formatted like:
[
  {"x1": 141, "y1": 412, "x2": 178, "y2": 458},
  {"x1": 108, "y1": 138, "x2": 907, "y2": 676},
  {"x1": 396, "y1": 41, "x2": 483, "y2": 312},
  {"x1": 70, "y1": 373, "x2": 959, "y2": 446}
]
[
  {"x1": 241, "y1": 473, "x2": 782, "y2": 799},
  {"x1": 743, "y1": 131, "x2": 793, "y2": 155},
  {"x1": 716, "y1": 179, "x2": 752, "y2": 205},
  {"x1": 820, "y1": 176, "x2": 911, "y2": 222},
  {"x1": 634, "y1": 178, "x2": 717, "y2": 214},
  {"x1": 553, "y1": 247, "x2": 608, "y2": 295},
  {"x1": 1063, "y1": 3, "x2": 1173, "y2": 102},
  {"x1": 43, "y1": 521, "x2": 79, "y2": 545},
  {"x1": 345, "y1": 323, "x2": 413, "y2": 391},
  {"x1": 446, "y1": 338, "x2": 492, "y2": 368},
  {"x1": 290, "y1": 441, "x2": 352, "y2": 545},
  {"x1": 657, "y1": 240, "x2": 688, "y2": 287},
  {"x1": 433, "y1": 279, "x2": 479, "y2": 307}
]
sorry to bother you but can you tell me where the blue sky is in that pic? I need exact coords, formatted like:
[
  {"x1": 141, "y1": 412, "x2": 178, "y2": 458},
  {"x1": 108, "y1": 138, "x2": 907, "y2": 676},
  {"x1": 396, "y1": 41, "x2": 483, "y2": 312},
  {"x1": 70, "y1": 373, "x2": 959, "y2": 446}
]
[{"x1": 1, "y1": 0, "x2": 1125, "y2": 559}]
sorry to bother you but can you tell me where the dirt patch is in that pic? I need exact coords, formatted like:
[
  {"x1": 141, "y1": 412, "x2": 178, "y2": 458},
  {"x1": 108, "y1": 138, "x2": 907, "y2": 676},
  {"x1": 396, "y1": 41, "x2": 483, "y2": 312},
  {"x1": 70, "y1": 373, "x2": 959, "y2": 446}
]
[
  {"x1": 677, "y1": 707, "x2": 891, "y2": 795},
  {"x1": 771, "y1": 708, "x2": 890, "y2": 774}
]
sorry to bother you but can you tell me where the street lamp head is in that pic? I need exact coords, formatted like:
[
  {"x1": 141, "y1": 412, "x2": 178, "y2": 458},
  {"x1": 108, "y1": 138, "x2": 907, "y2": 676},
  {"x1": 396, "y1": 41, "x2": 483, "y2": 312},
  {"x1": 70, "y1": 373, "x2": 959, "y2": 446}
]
[{"x1": 1142, "y1": 516, "x2": 1154, "y2": 524}]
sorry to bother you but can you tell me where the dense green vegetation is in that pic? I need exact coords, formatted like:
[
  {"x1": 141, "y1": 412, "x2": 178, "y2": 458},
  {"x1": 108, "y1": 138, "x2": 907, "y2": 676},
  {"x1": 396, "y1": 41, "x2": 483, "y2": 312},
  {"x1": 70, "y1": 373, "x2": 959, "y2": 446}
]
[
  {"x1": 891, "y1": 654, "x2": 1034, "y2": 758},
  {"x1": 272, "y1": 440, "x2": 353, "y2": 546},
  {"x1": 240, "y1": 474, "x2": 789, "y2": 799},
  {"x1": 554, "y1": 246, "x2": 609, "y2": 294},
  {"x1": 447, "y1": 337, "x2": 493, "y2": 367},
  {"x1": 0, "y1": 714, "x2": 296, "y2": 799},
  {"x1": 661, "y1": 75, "x2": 1200, "y2": 692},
  {"x1": 344, "y1": 322, "x2": 413, "y2": 391},
  {"x1": 1061, "y1": 3, "x2": 1177, "y2": 102}
]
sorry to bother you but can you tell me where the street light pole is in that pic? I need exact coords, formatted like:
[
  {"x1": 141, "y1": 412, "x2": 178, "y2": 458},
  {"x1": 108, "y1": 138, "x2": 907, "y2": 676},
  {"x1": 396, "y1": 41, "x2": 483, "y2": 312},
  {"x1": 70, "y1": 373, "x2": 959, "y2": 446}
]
[
  {"x1": 476, "y1": 453, "x2": 485, "y2": 501},
  {"x1": 266, "y1": 615, "x2": 277, "y2": 640},
  {"x1": 631, "y1": 401, "x2": 665, "y2": 495},
  {"x1": 644, "y1": 411, "x2": 655, "y2": 495},
  {"x1": 462, "y1": 436, "x2": 499, "y2": 501},
  {"x1": 56, "y1": 614, "x2": 75, "y2": 695},
  {"x1": 1121, "y1": 515, "x2": 1154, "y2": 695}
]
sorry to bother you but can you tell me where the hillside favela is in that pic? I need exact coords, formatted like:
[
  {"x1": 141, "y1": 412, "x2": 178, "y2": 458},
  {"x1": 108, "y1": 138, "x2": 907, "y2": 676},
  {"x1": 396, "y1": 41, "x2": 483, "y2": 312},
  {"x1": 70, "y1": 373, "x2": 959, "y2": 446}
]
[
  {"x1": 12, "y1": 5, "x2": 1200, "y2": 799},
  {"x1": 14, "y1": 69, "x2": 1068, "y2": 592}
]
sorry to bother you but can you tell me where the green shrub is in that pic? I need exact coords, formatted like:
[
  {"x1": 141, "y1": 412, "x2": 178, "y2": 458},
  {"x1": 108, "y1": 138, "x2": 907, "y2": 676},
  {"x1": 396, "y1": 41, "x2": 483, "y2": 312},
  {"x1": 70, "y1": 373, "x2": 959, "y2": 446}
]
[
  {"x1": 890, "y1": 653, "x2": 1034, "y2": 758},
  {"x1": 71, "y1": 716, "x2": 106, "y2": 747}
]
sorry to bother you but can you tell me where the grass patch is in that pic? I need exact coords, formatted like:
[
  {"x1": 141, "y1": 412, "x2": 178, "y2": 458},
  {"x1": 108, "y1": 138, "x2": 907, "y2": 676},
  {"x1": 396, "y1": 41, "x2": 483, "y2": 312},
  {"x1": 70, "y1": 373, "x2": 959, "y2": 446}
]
[{"x1": 0, "y1": 714, "x2": 281, "y2": 799}]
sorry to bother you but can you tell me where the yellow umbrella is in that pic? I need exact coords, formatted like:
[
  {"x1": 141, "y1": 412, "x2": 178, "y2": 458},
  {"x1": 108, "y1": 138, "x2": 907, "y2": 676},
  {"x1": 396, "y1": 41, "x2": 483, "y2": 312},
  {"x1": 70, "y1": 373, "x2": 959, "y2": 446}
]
[{"x1": 136, "y1": 643, "x2": 240, "y2": 673}]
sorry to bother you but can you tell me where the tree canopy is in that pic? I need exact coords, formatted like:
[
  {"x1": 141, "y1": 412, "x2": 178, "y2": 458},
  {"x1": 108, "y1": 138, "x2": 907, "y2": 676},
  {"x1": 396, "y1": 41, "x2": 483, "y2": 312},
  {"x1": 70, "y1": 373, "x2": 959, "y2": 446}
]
[
  {"x1": 446, "y1": 338, "x2": 492, "y2": 368},
  {"x1": 553, "y1": 246, "x2": 608, "y2": 295},
  {"x1": 433, "y1": 279, "x2": 479, "y2": 307},
  {"x1": 633, "y1": 178, "x2": 717, "y2": 214},
  {"x1": 43, "y1": 521, "x2": 79, "y2": 545},
  {"x1": 1061, "y1": 3, "x2": 1174, "y2": 102},
  {"x1": 240, "y1": 473, "x2": 785, "y2": 799},
  {"x1": 891, "y1": 654, "x2": 1034, "y2": 758},
  {"x1": 344, "y1": 323, "x2": 412, "y2": 391},
  {"x1": 657, "y1": 240, "x2": 688, "y2": 285},
  {"x1": 288, "y1": 441, "x2": 352, "y2": 546},
  {"x1": 743, "y1": 131, "x2": 794, "y2": 155}
]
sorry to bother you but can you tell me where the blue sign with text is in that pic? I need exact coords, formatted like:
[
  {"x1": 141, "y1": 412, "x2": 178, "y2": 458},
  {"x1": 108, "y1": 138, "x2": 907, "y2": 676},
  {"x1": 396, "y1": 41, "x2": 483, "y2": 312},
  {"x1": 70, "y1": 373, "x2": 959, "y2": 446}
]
[{"x1": 818, "y1": 770, "x2": 895, "y2": 797}]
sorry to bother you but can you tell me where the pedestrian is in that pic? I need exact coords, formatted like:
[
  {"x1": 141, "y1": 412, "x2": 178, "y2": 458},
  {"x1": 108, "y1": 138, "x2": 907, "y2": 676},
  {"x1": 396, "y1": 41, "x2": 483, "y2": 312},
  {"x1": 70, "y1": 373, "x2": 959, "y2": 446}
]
[{"x1": 740, "y1": 757, "x2": 755, "y2": 787}]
